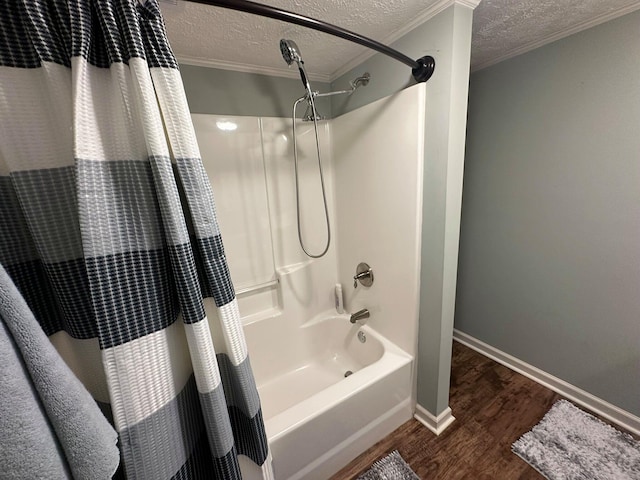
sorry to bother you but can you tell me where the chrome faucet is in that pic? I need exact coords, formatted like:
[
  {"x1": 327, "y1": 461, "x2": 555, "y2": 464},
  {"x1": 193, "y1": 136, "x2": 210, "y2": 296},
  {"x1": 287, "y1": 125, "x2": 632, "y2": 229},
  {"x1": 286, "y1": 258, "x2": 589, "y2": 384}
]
[
  {"x1": 353, "y1": 269, "x2": 372, "y2": 288},
  {"x1": 350, "y1": 308, "x2": 370, "y2": 324},
  {"x1": 353, "y1": 262, "x2": 374, "y2": 288}
]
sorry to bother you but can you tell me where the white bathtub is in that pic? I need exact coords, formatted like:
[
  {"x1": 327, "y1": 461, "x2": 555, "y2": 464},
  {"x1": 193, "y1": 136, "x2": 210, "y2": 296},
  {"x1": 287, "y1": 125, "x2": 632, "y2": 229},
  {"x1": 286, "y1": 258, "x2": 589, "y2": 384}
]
[{"x1": 239, "y1": 312, "x2": 413, "y2": 480}]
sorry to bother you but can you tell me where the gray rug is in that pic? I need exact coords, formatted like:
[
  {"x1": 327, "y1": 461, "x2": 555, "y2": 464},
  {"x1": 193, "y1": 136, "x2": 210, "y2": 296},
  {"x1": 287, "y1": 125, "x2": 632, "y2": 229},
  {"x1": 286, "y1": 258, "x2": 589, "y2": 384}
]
[
  {"x1": 357, "y1": 450, "x2": 420, "y2": 480},
  {"x1": 513, "y1": 399, "x2": 640, "y2": 479}
]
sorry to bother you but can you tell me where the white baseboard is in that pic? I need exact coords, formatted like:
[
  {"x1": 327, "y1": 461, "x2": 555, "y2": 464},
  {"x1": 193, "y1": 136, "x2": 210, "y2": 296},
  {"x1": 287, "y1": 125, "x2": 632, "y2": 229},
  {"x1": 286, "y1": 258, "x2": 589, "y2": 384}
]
[
  {"x1": 414, "y1": 404, "x2": 456, "y2": 435},
  {"x1": 453, "y1": 329, "x2": 640, "y2": 437}
]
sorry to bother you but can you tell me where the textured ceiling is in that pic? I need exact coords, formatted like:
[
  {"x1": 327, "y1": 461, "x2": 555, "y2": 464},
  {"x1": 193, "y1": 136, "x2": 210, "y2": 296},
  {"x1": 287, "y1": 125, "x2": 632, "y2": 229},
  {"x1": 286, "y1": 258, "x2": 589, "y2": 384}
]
[
  {"x1": 160, "y1": 0, "x2": 640, "y2": 80},
  {"x1": 471, "y1": 0, "x2": 640, "y2": 70}
]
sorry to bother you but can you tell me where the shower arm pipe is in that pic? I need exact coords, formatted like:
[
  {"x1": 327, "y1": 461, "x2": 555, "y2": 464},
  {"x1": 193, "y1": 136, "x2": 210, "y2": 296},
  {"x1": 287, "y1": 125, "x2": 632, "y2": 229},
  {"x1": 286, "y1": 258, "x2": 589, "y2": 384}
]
[
  {"x1": 314, "y1": 89, "x2": 350, "y2": 98},
  {"x1": 310, "y1": 73, "x2": 370, "y2": 98},
  {"x1": 312, "y1": 87, "x2": 358, "y2": 98},
  {"x1": 188, "y1": 0, "x2": 436, "y2": 83}
]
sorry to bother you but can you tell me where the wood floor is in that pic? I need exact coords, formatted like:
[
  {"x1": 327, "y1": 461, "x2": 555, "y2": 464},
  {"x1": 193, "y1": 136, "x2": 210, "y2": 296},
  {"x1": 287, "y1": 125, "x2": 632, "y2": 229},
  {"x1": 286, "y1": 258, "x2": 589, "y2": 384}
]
[{"x1": 330, "y1": 340, "x2": 562, "y2": 479}]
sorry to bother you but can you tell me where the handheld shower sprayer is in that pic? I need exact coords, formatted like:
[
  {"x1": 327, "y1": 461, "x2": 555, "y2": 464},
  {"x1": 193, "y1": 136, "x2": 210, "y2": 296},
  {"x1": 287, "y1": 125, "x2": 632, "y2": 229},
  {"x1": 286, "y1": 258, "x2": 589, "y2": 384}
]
[
  {"x1": 279, "y1": 38, "x2": 301, "y2": 65},
  {"x1": 279, "y1": 39, "x2": 313, "y2": 95},
  {"x1": 279, "y1": 39, "x2": 329, "y2": 258},
  {"x1": 279, "y1": 39, "x2": 370, "y2": 259},
  {"x1": 280, "y1": 38, "x2": 371, "y2": 118}
]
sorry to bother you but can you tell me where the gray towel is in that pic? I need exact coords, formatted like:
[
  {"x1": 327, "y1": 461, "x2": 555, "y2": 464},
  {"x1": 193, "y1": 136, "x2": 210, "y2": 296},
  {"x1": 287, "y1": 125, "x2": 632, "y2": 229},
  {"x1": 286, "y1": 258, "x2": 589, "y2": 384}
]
[{"x1": 0, "y1": 264, "x2": 120, "y2": 479}]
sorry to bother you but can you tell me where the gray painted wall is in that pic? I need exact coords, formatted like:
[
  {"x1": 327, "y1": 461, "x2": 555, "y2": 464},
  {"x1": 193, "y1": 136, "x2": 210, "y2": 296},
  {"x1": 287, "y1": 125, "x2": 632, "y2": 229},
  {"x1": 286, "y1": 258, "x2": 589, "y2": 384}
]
[
  {"x1": 180, "y1": 64, "x2": 332, "y2": 118},
  {"x1": 333, "y1": 4, "x2": 475, "y2": 416},
  {"x1": 456, "y1": 11, "x2": 640, "y2": 416}
]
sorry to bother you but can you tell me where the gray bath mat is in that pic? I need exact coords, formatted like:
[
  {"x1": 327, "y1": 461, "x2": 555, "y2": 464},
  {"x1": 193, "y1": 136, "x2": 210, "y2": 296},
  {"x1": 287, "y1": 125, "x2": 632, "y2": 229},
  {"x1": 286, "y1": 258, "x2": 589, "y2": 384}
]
[
  {"x1": 357, "y1": 450, "x2": 420, "y2": 480},
  {"x1": 513, "y1": 399, "x2": 640, "y2": 479}
]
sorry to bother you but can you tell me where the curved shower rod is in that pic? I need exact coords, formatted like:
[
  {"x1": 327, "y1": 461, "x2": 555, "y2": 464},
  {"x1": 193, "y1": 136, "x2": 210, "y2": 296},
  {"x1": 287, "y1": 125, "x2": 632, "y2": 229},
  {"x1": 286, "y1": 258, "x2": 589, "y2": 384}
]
[{"x1": 187, "y1": 0, "x2": 436, "y2": 83}]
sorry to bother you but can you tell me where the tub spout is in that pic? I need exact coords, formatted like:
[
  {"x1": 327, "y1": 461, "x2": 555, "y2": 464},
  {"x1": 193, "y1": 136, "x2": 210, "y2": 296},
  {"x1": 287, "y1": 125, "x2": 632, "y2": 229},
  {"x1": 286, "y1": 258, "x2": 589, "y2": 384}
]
[{"x1": 350, "y1": 308, "x2": 370, "y2": 324}]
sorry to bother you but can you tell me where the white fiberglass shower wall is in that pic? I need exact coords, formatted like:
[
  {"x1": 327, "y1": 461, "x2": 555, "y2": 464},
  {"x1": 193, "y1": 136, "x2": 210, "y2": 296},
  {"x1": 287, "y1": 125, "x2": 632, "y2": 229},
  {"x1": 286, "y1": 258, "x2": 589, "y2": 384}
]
[{"x1": 192, "y1": 83, "x2": 425, "y2": 480}]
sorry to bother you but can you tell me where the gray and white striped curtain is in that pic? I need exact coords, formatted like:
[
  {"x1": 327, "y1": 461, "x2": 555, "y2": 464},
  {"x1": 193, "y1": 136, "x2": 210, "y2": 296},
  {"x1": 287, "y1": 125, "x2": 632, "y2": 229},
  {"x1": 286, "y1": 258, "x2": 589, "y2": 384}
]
[{"x1": 0, "y1": 1, "x2": 273, "y2": 478}]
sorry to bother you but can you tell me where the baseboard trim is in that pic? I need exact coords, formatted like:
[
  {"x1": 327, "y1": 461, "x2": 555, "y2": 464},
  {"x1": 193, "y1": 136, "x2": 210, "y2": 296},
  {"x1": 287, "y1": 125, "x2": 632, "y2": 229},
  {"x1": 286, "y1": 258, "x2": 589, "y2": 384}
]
[
  {"x1": 414, "y1": 404, "x2": 456, "y2": 435},
  {"x1": 453, "y1": 329, "x2": 640, "y2": 437}
]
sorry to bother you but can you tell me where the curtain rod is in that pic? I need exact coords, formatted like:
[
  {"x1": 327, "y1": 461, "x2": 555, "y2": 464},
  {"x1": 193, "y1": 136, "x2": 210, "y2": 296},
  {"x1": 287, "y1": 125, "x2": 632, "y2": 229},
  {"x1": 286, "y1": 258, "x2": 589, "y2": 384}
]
[{"x1": 186, "y1": 0, "x2": 436, "y2": 83}]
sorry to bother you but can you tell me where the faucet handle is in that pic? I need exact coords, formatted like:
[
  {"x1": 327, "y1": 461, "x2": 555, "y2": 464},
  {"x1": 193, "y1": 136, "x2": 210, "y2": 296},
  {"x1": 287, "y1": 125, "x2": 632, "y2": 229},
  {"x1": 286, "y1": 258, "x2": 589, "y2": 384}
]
[
  {"x1": 353, "y1": 262, "x2": 374, "y2": 288},
  {"x1": 353, "y1": 274, "x2": 365, "y2": 288}
]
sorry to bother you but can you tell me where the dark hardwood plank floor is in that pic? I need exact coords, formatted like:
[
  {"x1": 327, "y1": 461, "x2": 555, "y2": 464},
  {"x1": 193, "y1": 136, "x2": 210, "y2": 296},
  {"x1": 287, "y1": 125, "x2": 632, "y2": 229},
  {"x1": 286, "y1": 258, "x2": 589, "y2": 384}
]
[{"x1": 331, "y1": 340, "x2": 563, "y2": 479}]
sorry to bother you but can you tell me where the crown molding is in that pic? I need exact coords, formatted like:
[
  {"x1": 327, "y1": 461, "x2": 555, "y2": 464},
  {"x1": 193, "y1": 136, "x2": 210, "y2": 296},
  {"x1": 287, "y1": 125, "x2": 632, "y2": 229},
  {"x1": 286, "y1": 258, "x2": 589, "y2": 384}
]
[
  {"x1": 330, "y1": 0, "x2": 480, "y2": 82},
  {"x1": 175, "y1": 54, "x2": 332, "y2": 83},
  {"x1": 472, "y1": 2, "x2": 640, "y2": 72},
  {"x1": 456, "y1": 0, "x2": 482, "y2": 9}
]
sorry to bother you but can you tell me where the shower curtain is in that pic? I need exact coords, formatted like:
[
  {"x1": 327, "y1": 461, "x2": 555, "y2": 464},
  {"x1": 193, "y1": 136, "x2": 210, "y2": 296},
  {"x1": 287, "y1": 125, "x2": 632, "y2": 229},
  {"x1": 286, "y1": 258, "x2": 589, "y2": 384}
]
[{"x1": 0, "y1": 1, "x2": 272, "y2": 479}]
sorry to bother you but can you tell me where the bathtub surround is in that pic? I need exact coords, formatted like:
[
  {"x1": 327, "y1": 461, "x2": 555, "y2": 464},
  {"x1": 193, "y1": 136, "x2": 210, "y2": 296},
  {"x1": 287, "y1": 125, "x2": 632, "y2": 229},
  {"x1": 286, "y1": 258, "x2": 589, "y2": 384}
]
[
  {"x1": 333, "y1": 84, "x2": 425, "y2": 366},
  {"x1": 193, "y1": 114, "x2": 337, "y2": 323},
  {"x1": 191, "y1": 83, "x2": 426, "y2": 479},
  {"x1": 0, "y1": 1, "x2": 271, "y2": 478},
  {"x1": 190, "y1": 114, "x2": 276, "y2": 296},
  {"x1": 456, "y1": 10, "x2": 640, "y2": 420}
]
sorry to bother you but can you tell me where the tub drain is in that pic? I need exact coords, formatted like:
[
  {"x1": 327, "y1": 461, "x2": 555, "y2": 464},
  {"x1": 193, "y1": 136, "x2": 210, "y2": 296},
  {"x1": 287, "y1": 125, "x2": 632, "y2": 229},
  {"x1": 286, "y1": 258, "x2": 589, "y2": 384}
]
[{"x1": 344, "y1": 370, "x2": 353, "y2": 378}]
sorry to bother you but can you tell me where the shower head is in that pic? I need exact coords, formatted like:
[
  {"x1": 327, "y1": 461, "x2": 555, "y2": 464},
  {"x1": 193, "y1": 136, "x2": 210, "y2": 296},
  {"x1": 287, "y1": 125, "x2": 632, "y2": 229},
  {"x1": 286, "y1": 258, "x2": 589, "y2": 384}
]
[
  {"x1": 280, "y1": 39, "x2": 303, "y2": 66},
  {"x1": 280, "y1": 38, "x2": 313, "y2": 98}
]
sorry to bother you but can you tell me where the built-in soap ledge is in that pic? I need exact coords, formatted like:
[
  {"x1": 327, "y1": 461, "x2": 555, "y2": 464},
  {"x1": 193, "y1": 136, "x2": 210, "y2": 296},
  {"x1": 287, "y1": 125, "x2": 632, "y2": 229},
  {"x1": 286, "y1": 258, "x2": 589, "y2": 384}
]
[
  {"x1": 236, "y1": 279, "x2": 279, "y2": 297},
  {"x1": 276, "y1": 259, "x2": 314, "y2": 276},
  {"x1": 236, "y1": 278, "x2": 283, "y2": 326}
]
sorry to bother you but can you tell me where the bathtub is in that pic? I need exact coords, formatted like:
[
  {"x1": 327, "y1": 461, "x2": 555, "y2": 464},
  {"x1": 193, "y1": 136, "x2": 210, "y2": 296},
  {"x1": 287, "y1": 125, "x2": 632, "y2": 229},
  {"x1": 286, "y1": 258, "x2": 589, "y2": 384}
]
[{"x1": 239, "y1": 312, "x2": 413, "y2": 480}]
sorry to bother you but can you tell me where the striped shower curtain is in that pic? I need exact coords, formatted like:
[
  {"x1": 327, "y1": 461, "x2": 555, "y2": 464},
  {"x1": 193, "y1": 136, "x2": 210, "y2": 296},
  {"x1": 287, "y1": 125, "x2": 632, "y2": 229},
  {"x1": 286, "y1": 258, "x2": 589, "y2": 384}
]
[{"x1": 0, "y1": 1, "x2": 272, "y2": 478}]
